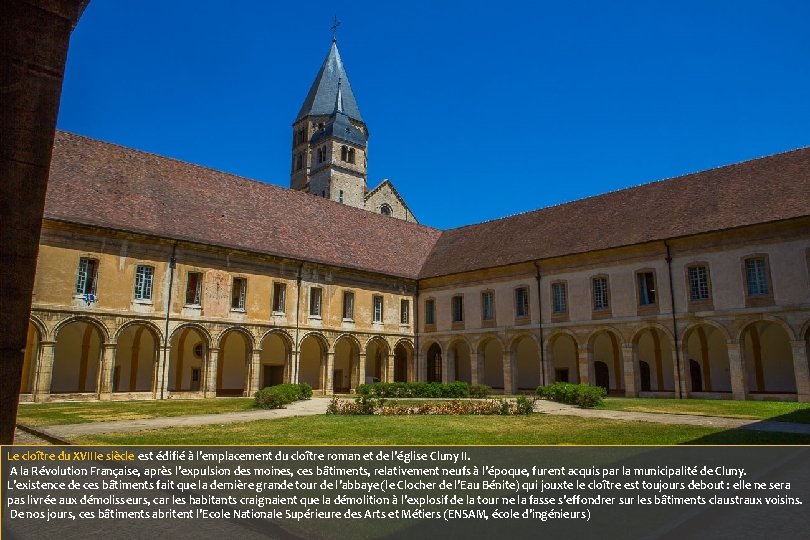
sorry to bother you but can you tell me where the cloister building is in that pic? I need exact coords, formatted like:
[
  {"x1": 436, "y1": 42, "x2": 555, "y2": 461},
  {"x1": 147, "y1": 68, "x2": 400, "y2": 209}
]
[{"x1": 19, "y1": 42, "x2": 810, "y2": 403}]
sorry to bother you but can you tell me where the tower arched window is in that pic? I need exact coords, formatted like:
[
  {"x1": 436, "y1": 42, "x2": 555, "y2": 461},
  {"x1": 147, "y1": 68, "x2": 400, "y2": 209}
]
[
  {"x1": 348, "y1": 148, "x2": 356, "y2": 164},
  {"x1": 341, "y1": 145, "x2": 348, "y2": 162},
  {"x1": 380, "y1": 204, "x2": 392, "y2": 217},
  {"x1": 295, "y1": 152, "x2": 303, "y2": 171},
  {"x1": 317, "y1": 147, "x2": 325, "y2": 164}
]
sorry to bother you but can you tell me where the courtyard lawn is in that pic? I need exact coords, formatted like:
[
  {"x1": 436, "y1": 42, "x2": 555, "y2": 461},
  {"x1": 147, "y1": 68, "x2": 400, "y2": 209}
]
[
  {"x1": 15, "y1": 397, "x2": 257, "y2": 427},
  {"x1": 73, "y1": 414, "x2": 810, "y2": 445},
  {"x1": 600, "y1": 398, "x2": 810, "y2": 424}
]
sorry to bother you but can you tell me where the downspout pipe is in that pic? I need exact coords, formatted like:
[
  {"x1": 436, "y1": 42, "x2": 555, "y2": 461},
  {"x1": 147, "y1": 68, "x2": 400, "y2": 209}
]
[
  {"x1": 665, "y1": 242, "x2": 683, "y2": 399},
  {"x1": 294, "y1": 263, "x2": 304, "y2": 384},
  {"x1": 414, "y1": 281, "x2": 419, "y2": 382},
  {"x1": 534, "y1": 262, "x2": 546, "y2": 386},
  {"x1": 160, "y1": 243, "x2": 177, "y2": 400}
]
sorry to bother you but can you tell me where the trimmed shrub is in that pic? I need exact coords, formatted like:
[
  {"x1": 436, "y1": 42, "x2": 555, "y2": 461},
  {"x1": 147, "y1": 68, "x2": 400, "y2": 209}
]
[
  {"x1": 469, "y1": 384, "x2": 491, "y2": 398},
  {"x1": 514, "y1": 395, "x2": 536, "y2": 415},
  {"x1": 327, "y1": 397, "x2": 536, "y2": 416},
  {"x1": 254, "y1": 383, "x2": 310, "y2": 409},
  {"x1": 536, "y1": 382, "x2": 606, "y2": 408},
  {"x1": 356, "y1": 381, "x2": 470, "y2": 398},
  {"x1": 298, "y1": 382, "x2": 313, "y2": 400}
]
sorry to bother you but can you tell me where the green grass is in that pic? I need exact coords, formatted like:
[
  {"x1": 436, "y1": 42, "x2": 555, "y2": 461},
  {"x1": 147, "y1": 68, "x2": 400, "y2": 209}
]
[
  {"x1": 16, "y1": 398, "x2": 256, "y2": 427},
  {"x1": 600, "y1": 398, "x2": 810, "y2": 423},
  {"x1": 73, "y1": 414, "x2": 810, "y2": 445}
]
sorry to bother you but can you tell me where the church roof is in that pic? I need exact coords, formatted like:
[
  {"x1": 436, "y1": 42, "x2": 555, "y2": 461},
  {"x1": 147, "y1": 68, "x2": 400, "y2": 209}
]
[
  {"x1": 419, "y1": 146, "x2": 810, "y2": 278},
  {"x1": 310, "y1": 111, "x2": 367, "y2": 147},
  {"x1": 45, "y1": 131, "x2": 440, "y2": 279},
  {"x1": 296, "y1": 42, "x2": 364, "y2": 124}
]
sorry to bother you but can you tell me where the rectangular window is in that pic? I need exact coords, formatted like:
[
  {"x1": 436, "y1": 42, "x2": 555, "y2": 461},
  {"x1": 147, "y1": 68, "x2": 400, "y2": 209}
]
[
  {"x1": 373, "y1": 295, "x2": 383, "y2": 323},
  {"x1": 592, "y1": 277, "x2": 609, "y2": 310},
  {"x1": 75, "y1": 258, "x2": 98, "y2": 295},
  {"x1": 551, "y1": 282, "x2": 567, "y2": 314},
  {"x1": 185, "y1": 272, "x2": 202, "y2": 305},
  {"x1": 133, "y1": 265, "x2": 154, "y2": 301},
  {"x1": 515, "y1": 287, "x2": 530, "y2": 318},
  {"x1": 638, "y1": 272, "x2": 656, "y2": 305},
  {"x1": 482, "y1": 291, "x2": 495, "y2": 321},
  {"x1": 339, "y1": 189, "x2": 344, "y2": 203},
  {"x1": 309, "y1": 287, "x2": 322, "y2": 317},
  {"x1": 745, "y1": 258, "x2": 769, "y2": 296},
  {"x1": 425, "y1": 299, "x2": 436, "y2": 325},
  {"x1": 272, "y1": 282, "x2": 286, "y2": 313},
  {"x1": 688, "y1": 266, "x2": 710, "y2": 301},
  {"x1": 400, "y1": 299, "x2": 409, "y2": 324},
  {"x1": 231, "y1": 278, "x2": 246, "y2": 310},
  {"x1": 343, "y1": 291, "x2": 354, "y2": 320},
  {"x1": 452, "y1": 295, "x2": 464, "y2": 323}
]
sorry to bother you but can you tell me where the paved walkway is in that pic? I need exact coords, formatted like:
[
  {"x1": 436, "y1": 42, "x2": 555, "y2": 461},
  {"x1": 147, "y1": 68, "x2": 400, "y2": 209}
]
[
  {"x1": 14, "y1": 397, "x2": 810, "y2": 443},
  {"x1": 533, "y1": 399, "x2": 810, "y2": 434},
  {"x1": 20, "y1": 398, "x2": 331, "y2": 442}
]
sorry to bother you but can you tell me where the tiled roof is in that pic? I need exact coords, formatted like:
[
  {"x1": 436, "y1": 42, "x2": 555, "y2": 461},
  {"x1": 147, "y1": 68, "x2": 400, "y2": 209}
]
[
  {"x1": 296, "y1": 42, "x2": 364, "y2": 124},
  {"x1": 45, "y1": 132, "x2": 810, "y2": 282},
  {"x1": 45, "y1": 131, "x2": 441, "y2": 279},
  {"x1": 419, "y1": 147, "x2": 810, "y2": 278}
]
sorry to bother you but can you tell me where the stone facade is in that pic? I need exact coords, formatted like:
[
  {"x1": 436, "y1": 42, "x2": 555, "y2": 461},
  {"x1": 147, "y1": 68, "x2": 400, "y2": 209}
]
[
  {"x1": 417, "y1": 221, "x2": 810, "y2": 402},
  {"x1": 21, "y1": 222, "x2": 416, "y2": 402}
]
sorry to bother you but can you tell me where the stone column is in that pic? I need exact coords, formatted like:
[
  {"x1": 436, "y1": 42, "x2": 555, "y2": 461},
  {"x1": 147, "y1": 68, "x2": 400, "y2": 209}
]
[
  {"x1": 503, "y1": 349, "x2": 517, "y2": 394},
  {"x1": 283, "y1": 350, "x2": 292, "y2": 384},
  {"x1": 790, "y1": 340, "x2": 810, "y2": 403},
  {"x1": 247, "y1": 349, "x2": 262, "y2": 395},
  {"x1": 289, "y1": 349, "x2": 299, "y2": 384},
  {"x1": 156, "y1": 345, "x2": 171, "y2": 399},
  {"x1": 470, "y1": 352, "x2": 480, "y2": 386},
  {"x1": 622, "y1": 344, "x2": 637, "y2": 397},
  {"x1": 578, "y1": 345, "x2": 591, "y2": 385},
  {"x1": 543, "y1": 344, "x2": 555, "y2": 386},
  {"x1": 384, "y1": 352, "x2": 394, "y2": 383},
  {"x1": 727, "y1": 342, "x2": 748, "y2": 401},
  {"x1": 358, "y1": 353, "x2": 367, "y2": 387},
  {"x1": 441, "y1": 351, "x2": 449, "y2": 384},
  {"x1": 204, "y1": 348, "x2": 219, "y2": 398},
  {"x1": 325, "y1": 351, "x2": 335, "y2": 395},
  {"x1": 33, "y1": 341, "x2": 55, "y2": 402},
  {"x1": 674, "y1": 341, "x2": 686, "y2": 398},
  {"x1": 98, "y1": 344, "x2": 116, "y2": 401}
]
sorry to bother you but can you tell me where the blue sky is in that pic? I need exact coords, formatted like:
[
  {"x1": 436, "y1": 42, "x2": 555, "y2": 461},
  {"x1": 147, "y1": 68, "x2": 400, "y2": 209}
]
[{"x1": 58, "y1": 1, "x2": 810, "y2": 229}]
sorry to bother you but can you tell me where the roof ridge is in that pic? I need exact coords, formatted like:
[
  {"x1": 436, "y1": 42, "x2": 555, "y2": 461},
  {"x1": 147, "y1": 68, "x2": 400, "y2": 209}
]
[
  {"x1": 54, "y1": 130, "x2": 438, "y2": 231},
  {"x1": 444, "y1": 145, "x2": 810, "y2": 233}
]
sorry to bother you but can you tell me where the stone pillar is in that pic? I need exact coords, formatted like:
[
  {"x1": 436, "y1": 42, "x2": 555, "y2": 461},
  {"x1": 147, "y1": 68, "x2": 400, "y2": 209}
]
[
  {"x1": 204, "y1": 348, "x2": 219, "y2": 398},
  {"x1": 790, "y1": 340, "x2": 810, "y2": 403},
  {"x1": 325, "y1": 352, "x2": 335, "y2": 395},
  {"x1": 289, "y1": 349, "x2": 299, "y2": 384},
  {"x1": 503, "y1": 349, "x2": 517, "y2": 394},
  {"x1": 674, "y1": 341, "x2": 686, "y2": 398},
  {"x1": 358, "y1": 353, "x2": 367, "y2": 387},
  {"x1": 284, "y1": 350, "x2": 292, "y2": 384},
  {"x1": 156, "y1": 345, "x2": 170, "y2": 399},
  {"x1": 384, "y1": 352, "x2": 394, "y2": 383},
  {"x1": 350, "y1": 350, "x2": 360, "y2": 390},
  {"x1": 33, "y1": 341, "x2": 55, "y2": 402},
  {"x1": 470, "y1": 352, "x2": 480, "y2": 386},
  {"x1": 543, "y1": 344, "x2": 555, "y2": 386},
  {"x1": 727, "y1": 342, "x2": 748, "y2": 401},
  {"x1": 441, "y1": 351, "x2": 449, "y2": 384},
  {"x1": 98, "y1": 344, "x2": 116, "y2": 401},
  {"x1": 247, "y1": 349, "x2": 262, "y2": 395},
  {"x1": 578, "y1": 346, "x2": 591, "y2": 385},
  {"x1": 622, "y1": 344, "x2": 637, "y2": 397}
]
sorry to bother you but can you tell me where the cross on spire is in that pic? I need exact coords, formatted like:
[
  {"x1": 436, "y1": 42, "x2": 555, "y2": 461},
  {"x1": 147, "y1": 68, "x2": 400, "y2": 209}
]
[{"x1": 331, "y1": 16, "x2": 341, "y2": 42}]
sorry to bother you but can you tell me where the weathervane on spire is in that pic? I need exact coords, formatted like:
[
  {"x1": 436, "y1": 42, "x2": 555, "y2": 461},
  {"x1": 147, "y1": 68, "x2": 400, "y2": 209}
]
[{"x1": 331, "y1": 15, "x2": 341, "y2": 42}]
